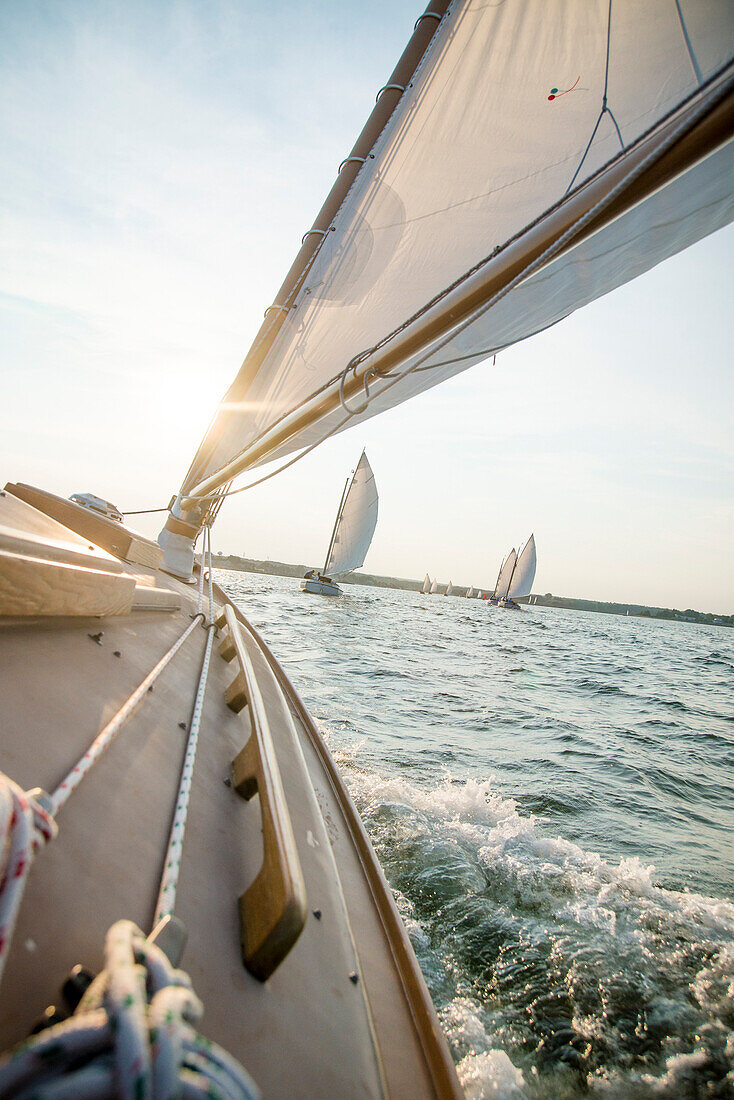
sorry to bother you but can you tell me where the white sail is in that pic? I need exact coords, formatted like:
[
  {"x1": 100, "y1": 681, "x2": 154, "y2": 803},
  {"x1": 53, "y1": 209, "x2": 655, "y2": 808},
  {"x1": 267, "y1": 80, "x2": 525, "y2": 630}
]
[
  {"x1": 466, "y1": 586, "x2": 474, "y2": 599},
  {"x1": 494, "y1": 550, "x2": 517, "y2": 600},
  {"x1": 324, "y1": 452, "x2": 378, "y2": 576},
  {"x1": 430, "y1": 578, "x2": 438, "y2": 594},
  {"x1": 446, "y1": 581, "x2": 453, "y2": 596},
  {"x1": 181, "y1": 0, "x2": 734, "y2": 499},
  {"x1": 422, "y1": 573, "x2": 431, "y2": 594},
  {"x1": 508, "y1": 535, "x2": 537, "y2": 600}
]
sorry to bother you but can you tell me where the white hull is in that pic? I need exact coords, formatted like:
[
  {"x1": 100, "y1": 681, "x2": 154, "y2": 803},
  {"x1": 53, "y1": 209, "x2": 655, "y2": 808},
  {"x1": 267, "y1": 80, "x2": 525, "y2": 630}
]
[{"x1": 300, "y1": 577, "x2": 342, "y2": 596}]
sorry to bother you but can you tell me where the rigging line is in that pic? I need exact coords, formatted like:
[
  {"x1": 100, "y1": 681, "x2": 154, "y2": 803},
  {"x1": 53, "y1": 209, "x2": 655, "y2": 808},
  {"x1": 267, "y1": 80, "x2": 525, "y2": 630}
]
[
  {"x1": 123, "y1": 506, "x2": 169, "y2": 515},
  {"x1": 341, "y1": 61, "x2": 734, "y2": 411},
  {"x1": 565, "y1": 0, "x2": 624, "y2": 196},
  {"x1": 188, "y1": 58, "x2": 734, "y2": 497},
  {"x1": 184, "y1": 413, "x2": 353, "y2": 505},
  {"x1": 674, "y1": 0, "x2": 703, "y2": 87},
  {"x1": 155, "y1": 530, "x2": 216, "y2": 925}
]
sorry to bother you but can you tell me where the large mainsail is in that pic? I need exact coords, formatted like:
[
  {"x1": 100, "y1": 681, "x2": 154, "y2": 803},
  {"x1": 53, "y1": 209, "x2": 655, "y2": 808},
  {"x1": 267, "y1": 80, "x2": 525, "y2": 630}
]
[
  {"x1": 176, "y1": 0, "x2": 734, "y2": 514},
  {"x1": 494, "y1": 550, "x2": 517, "y2": 601},
  {"x1": 323, "y1": 452, "x2": 378, "y2": 577},
  {"x1": 422, "y1": 573, "x2": 431, "y2": 594},
  {"x1": 508, "y1": 535, "x2": 537, "y2": 600}
]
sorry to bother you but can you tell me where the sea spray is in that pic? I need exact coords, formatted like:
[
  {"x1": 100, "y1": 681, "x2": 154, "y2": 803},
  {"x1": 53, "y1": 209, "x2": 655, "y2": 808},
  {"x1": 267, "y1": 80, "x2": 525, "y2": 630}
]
[{"x1": 338, "y1": 760, "x2": 734, "y2": 1098}]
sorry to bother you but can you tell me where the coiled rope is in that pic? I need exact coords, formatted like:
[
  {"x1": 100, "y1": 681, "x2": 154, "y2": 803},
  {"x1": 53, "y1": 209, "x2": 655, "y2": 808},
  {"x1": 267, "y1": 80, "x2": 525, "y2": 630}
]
[
  {"x1": 0, "y1": 780, "x2": 56, "y2": 989},
  {"x1": 0, "y1": 919, "x2": 259, "y2": 1099}
]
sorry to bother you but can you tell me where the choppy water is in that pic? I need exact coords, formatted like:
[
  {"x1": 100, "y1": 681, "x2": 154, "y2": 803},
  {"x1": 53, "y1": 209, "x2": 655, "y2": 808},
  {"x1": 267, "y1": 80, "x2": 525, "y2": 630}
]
[{"x1": 218, "y1": 570, "x2": 734, "y2": 1099}]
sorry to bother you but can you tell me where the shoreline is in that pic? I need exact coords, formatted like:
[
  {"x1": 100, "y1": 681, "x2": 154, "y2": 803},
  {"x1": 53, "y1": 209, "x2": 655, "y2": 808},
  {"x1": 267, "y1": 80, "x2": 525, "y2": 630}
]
[{"x1": 212, "y1": 556, "x2": 732, "y2": 628}]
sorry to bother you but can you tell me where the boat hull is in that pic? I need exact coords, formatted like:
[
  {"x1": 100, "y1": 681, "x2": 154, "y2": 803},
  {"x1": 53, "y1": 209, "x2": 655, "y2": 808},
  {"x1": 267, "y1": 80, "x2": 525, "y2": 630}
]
[
  {"x1": 0, "y1": 487, "x2": 461, "y2": 1098},
  {"x1": 300, "y1": 577, "x2": 342, "y2": 596}
]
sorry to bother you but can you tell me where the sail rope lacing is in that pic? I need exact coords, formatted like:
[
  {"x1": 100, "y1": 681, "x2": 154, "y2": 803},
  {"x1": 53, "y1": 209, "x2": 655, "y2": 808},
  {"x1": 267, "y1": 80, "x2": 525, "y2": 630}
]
[{"x1": 0, "y1": 919, "x2": 260, "y2": 1100}]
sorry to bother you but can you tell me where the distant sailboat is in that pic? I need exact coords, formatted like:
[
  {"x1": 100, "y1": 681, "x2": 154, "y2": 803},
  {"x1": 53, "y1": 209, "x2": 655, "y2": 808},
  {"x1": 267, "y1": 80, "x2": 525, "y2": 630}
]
[
  {"x1": 490, "y1": 549, "x2": 516, "y2": 605},
  {"x1": 422, "y1": 573, "x2": 431, "y2": 594},
  {"x1": 499, "y1": 534, "x2": 537, "y2": 610},
  {"x1": 445, "y1": 581, "x2": 453, "y2": 596},
  {"x1": 301, "y1": 451, "x2": 378, "y2": 596},
  {"x1": 466, "y1": 586, "x2": 474, "y2": 598},
  {"x1": 430, "y1": 578, "x2": 439, "y2": 594}
]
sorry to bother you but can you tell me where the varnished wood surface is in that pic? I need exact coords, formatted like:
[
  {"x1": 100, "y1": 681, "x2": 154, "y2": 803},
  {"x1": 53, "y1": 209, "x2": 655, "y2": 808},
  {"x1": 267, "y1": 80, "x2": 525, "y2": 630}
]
[{"x1": 5, "y1": 483, "x2": 162, "y2": 568}]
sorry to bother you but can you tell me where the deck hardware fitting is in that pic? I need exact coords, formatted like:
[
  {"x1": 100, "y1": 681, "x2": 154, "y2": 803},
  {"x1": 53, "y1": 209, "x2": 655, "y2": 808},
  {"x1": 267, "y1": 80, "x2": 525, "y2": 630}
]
[
  {"x1": 349, "y1": 972, "x2": 359, "y2": 985},
  {"x1": 113, "y1": 650, "x2": 121, "y2": 658},
  {"x1": 29, "y1": 1006, "x2": 67, "y2": 1035},
  {"x1": 88, "y1": 632, "x2": 104, "y2": 644},
  {"x1": 61, "y1": 965, "x2": 94, "y2": 1012},
  {"x1": 178, "y1": 721, "x2": 187, "y2": 730},
  {"x1": 313, "y1": 909, "x2": 322, "y2": 920},
  {"x1": 374, "y1": 83, "x2": 406, "y2": 103}
]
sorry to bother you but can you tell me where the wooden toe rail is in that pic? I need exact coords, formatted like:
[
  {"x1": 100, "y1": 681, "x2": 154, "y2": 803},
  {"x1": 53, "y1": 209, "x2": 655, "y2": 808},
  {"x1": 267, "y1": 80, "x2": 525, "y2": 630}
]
[{"x1": 217, "y1": 605, "x2": 307, "y2": 980}]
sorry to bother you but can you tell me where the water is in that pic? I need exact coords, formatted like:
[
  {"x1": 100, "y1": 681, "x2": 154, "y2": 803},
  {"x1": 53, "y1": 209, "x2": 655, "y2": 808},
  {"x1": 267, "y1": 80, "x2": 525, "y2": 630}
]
[{"x1": 218, "y1": 571, "x2": 734, "y2": 1099}]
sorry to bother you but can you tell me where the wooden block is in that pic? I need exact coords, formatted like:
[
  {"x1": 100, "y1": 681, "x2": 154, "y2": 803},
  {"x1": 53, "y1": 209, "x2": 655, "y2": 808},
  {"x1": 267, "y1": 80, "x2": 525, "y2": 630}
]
[
  {"x1": 232, "y1": 737, "x2": 258, "y2": 800},
  {"x1": 225, "y1": 670, "x2": 248, "y2": 713},
  {"x1": 131, "y1": 585, "x2": 182, "y2": 612},
  {"x1": 5, "y1": 483, "x2": 162, "y2": 568},
  {"x1": 0, "y1": 550, "x2": 135, "y2": 617},
  {"x1": 218, "y1": 630, "x2": 236, "y2": 662},
  {"x1": 0, "y1": 491, "x2": 126, "y2": 573}
]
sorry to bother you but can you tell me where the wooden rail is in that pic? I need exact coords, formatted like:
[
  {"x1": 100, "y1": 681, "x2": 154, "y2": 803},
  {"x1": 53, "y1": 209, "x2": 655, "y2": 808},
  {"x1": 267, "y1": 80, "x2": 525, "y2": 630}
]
[{"x1": 216, "y1": 604, "x2": 307, "y2": 980}]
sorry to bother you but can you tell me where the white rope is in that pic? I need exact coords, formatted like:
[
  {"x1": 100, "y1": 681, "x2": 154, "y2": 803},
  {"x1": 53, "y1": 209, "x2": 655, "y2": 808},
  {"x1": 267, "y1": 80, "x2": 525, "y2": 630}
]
[
  {"x1": 0, "y1": 777, "x2": 57, "y2": 989},
  {"x1": 196, "y1": 534, "x2": 206, "y2": 616},
  {"x1": 0, "y1": 919, "x2": 260, "y2": 1099},
  {"x1": 154, "y1": 530, "x2": 216, "y2": 925},
  {"x1": 206, "y1": 525, "x2": 215, "y2": 625}
]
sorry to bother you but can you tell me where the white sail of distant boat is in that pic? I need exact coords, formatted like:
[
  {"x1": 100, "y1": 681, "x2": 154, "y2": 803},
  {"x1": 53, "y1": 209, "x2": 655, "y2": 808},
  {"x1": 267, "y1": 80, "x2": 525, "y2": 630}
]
[
  {"x1": 466, "y1": 586, "x2": 474, "y2": 598},
  {"x1": 422, "y1": 573, "x2": 431, "y2": 594},
  {"x1": 508, "y1": 534, "x2": 537, "y2": 601},
  {"x1": 430, "y1": 578, "x2": 438, "y2": 595},
  {"x1": 493, "y1": 550, "x2": 516, "y2": 601},
  {"x1": 445, "y1": 581, "x2": 453, "y2": 596},
  {"x1": 301, "y1": 451, "x2": 378, "y2": 595},
  {"x1": 324, "y1": 452, "x2": 378, "y2": 576}
]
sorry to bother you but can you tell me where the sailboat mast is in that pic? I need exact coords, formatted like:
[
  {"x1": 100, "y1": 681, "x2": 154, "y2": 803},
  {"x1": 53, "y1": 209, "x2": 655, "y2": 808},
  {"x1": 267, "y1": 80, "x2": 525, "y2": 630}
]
[
  {"x1": 491, "y1": 555, "x2": 506, "y2": 600},
  {"x1": 504, "y1": 539, "x2": 523, "y2": 599},
  {"x1": 323, "y1": 474, "x2": 352, "y2": 575}
]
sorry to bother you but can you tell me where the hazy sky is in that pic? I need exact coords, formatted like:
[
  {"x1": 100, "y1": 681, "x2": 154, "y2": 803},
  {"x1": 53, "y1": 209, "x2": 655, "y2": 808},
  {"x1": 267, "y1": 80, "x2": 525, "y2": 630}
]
[{"x1": 1, "y1": 1, "x2": 732, "y2": 612}]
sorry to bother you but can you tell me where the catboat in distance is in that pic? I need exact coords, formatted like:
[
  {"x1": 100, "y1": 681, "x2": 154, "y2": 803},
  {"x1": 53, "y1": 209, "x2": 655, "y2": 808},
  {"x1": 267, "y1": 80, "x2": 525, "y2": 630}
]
[{"x1": 300, "y1": 451, "x2": 378, "y2": 597}]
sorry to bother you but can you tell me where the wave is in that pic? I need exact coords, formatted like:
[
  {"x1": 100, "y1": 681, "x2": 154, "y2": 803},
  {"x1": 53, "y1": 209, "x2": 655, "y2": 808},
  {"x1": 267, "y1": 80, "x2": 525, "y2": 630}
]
[{"x1": 335, "y1": 758, "x2": 734, "y2": 1099}]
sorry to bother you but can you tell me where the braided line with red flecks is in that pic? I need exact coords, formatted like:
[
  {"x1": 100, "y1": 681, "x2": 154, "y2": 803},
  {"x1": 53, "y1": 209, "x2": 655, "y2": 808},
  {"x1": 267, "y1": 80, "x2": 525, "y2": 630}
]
[{"x1": 0, "y1": 774, "x2": 57, "y2": 988}]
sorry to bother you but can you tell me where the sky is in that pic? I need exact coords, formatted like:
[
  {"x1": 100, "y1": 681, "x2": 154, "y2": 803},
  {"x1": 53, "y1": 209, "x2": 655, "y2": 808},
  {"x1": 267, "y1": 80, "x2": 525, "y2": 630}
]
[{"x1": 1, "y1": 0, "x2": 732, "y2": 613}]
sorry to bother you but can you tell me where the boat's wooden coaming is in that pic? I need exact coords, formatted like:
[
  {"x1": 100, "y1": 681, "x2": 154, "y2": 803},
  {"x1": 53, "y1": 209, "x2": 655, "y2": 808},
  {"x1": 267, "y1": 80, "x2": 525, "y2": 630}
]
[
  {"x1": 235, "y1": 600, "x2": 462, "y2": 1100},
  {"x1": 0, "y1": 559, "x2": 461, "y2": 1096}
]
